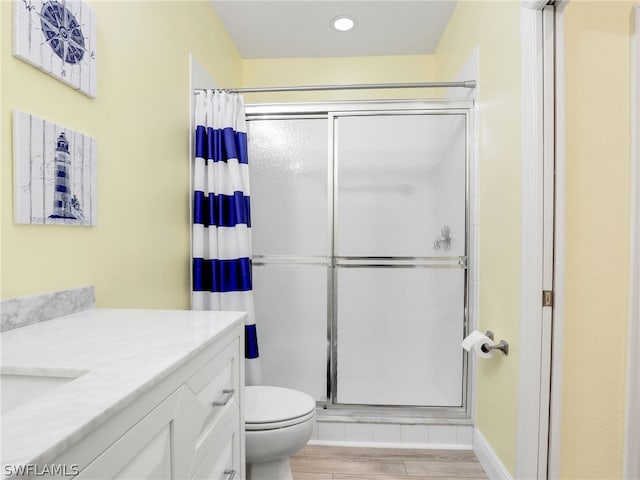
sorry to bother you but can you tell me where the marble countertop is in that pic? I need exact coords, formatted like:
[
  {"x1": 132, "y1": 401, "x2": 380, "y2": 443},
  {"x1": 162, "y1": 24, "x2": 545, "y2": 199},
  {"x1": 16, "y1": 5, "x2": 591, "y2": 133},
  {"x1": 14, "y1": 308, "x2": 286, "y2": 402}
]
[{"x1": 0, "y1": 308, "x2": 246, "y2": 471}]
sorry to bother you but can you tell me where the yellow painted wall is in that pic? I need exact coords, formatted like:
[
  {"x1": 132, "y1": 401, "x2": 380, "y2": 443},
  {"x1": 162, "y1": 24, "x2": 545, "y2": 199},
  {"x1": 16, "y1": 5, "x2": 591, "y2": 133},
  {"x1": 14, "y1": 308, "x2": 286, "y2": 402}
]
[
  {"x1": 435, "y1": 2, "x2": 521, "y2": 474},
  {"x1": 0, "y1": 1, "x2": 242, "y2": 306},
  {"x1": 561, "y1": 2, "x2": 632, "y2": 477},
  {"x1": 242, "y1": 55, "x2": 435, "y2": 103}
]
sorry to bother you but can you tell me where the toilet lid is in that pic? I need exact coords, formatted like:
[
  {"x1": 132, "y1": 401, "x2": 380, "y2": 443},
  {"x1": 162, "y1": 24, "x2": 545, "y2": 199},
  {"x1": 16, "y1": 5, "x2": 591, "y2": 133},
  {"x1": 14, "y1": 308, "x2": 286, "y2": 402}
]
[{"x1": 245, "y1": 386, "x2": 316, "y2": 426}]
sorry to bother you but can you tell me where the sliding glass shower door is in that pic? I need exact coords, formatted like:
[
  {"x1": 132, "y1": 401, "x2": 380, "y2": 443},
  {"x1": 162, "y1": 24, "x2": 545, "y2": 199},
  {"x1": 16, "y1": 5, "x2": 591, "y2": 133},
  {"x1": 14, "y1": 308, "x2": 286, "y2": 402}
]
[
  {"x1": 333, "y1": 113, "x2": 466, "y2": 407},
  {"x1": 247, "y1": 103, "x2": 469, "y2": 410}
]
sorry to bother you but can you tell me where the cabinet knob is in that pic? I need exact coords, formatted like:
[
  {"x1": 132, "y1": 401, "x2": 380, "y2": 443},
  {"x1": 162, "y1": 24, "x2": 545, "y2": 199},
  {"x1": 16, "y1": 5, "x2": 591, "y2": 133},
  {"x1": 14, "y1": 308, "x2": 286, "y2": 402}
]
[
  {"x1": 223, "y1": 469, "x2": 238, "y2": 480},
  {"x1": 211, "y1": 389, "x2": 235, "y2": 407}
]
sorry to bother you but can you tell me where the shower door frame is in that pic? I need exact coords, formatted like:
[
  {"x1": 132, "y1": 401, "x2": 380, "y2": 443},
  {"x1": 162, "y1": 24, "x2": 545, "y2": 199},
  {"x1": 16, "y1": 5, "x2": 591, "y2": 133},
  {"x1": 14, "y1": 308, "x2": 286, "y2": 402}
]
[{"x1": 246, "y1": 99, "x2": 475, "y2": 417}]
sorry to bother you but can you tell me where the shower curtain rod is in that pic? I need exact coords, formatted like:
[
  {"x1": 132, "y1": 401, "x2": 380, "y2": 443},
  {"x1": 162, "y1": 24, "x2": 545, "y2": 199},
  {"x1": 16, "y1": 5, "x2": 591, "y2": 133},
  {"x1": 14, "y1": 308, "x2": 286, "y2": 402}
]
[{"x1": 194, "y1": 80, "x2": 476, "y2": 94}]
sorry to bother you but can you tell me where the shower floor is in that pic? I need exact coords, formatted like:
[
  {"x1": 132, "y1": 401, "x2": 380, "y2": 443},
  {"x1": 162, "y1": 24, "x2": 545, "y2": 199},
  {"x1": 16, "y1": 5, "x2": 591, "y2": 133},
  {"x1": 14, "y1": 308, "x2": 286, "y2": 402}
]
[{"x1": 291, "y1": 445, "x2": 488, "y2": 479}]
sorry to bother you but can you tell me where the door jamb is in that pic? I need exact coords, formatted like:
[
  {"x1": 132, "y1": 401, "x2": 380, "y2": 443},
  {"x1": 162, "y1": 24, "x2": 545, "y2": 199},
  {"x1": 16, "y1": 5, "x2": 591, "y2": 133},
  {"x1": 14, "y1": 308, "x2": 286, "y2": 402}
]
[
  {"x1": 517, "y1": 1, "x2": 565, "y2": 478},
  {"x1": 625, "y1": 6, "x2": 640, "y2": 479}
]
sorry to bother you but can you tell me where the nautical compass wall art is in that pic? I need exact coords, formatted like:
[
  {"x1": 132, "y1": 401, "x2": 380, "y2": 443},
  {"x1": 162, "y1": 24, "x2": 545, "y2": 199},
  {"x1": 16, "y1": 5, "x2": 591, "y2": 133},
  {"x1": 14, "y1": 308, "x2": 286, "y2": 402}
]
[{"x1": 13, "y1": 0, "x2": 97, "y2": 97}]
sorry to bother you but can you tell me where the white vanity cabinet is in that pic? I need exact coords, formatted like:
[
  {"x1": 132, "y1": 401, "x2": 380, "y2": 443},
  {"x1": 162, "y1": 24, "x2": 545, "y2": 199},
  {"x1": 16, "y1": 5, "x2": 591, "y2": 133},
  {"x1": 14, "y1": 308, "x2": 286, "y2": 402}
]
[{"x1": 50, "y1": 323, "x2": 245, "y2": 480}]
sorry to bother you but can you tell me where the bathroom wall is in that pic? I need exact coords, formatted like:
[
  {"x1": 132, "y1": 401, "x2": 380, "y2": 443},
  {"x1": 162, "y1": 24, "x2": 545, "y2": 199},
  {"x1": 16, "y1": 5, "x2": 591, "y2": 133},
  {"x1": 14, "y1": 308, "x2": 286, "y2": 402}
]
[
  {"x1": 242, "y1": 55, "x2": 435, "y2": 103},
  {"x1": 0, "y1": 1, "x2": 242, "y2": 307},
  {"x1": 561, "y1": 2, "x2": 633, "y2": 477},
  {"x1": 434, "y1": 1, "x2": 522, "y2": 475}
]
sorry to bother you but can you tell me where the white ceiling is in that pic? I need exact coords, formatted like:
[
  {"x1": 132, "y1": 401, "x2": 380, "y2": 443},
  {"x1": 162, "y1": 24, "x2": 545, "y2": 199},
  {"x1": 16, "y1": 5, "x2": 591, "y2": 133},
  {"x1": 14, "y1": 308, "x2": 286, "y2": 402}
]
[{"x1": 210, "y1": 1, "x2": 457, "y2": 59}]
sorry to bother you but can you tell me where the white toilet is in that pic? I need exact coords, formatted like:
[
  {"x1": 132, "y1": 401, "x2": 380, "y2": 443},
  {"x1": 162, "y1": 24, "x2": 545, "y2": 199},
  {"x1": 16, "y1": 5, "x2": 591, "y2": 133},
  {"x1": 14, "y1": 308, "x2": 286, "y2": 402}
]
[{"x1": 245, "y1": 386, "x2": 316, "y2": 480}]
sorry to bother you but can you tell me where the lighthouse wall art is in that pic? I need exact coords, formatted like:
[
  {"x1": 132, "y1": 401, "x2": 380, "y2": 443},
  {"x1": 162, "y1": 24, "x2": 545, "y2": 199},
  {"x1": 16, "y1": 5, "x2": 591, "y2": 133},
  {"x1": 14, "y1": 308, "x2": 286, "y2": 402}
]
[{"x1": 13, "y1": 111, "x2": 97, "y2": 226}]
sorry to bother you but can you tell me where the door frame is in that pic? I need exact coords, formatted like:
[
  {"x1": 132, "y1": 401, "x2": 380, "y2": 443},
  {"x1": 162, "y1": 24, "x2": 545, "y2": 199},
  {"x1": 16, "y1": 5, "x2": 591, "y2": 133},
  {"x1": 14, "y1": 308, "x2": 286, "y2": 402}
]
[
  {"x1": 517, "y1": 1, "x2": 565, "y2": 478},
  {"x1": 547, "y1": 3, "x2": 569, "y2": 478},
  {"x1": 519, "y1": 4, "x2": 640, "y2": 478},
  {"x1": 625, "y1": 5, "x2": 640, "y2": 479}
]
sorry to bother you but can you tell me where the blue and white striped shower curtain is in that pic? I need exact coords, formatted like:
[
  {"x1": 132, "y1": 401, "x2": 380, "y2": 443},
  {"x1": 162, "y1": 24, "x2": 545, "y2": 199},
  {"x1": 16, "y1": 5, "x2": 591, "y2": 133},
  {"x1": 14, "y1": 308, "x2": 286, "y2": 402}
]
[{"x1": 192, "y1": 90, "x2": 260, "y2": 384}]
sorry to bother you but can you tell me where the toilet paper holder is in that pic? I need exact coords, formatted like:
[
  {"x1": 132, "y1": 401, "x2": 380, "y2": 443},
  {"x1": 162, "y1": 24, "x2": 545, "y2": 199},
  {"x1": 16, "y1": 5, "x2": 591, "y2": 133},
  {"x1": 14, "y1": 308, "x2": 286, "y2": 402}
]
[{"x1": 481, "y1": 331, "x2": 509, "y2": 356}]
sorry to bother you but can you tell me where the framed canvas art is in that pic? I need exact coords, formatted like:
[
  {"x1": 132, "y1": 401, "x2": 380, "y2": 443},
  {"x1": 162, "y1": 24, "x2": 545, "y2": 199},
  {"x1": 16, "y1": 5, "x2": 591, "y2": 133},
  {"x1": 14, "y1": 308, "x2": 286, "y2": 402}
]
[
  {"x1": 13, "y1": 111, "x2": 97, "y2": 226},
  {"x1": 13, "y1": 0, "x2": 97, "y2": 97}
]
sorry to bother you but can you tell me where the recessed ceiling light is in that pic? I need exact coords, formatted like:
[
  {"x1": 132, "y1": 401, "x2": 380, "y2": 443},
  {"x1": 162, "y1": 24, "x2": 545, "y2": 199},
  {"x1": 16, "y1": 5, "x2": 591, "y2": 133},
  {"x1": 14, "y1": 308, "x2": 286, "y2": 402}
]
[{"x1": 332, "y1": 16, "x2": 355, "y2": 32}]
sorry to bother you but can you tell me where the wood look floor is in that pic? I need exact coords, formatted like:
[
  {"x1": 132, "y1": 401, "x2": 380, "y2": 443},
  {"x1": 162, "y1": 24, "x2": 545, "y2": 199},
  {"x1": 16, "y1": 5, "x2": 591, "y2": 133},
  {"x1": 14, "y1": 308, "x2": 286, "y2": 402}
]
[{"x1": 291, "y1": 445, "x2": 488, "y2": 480}]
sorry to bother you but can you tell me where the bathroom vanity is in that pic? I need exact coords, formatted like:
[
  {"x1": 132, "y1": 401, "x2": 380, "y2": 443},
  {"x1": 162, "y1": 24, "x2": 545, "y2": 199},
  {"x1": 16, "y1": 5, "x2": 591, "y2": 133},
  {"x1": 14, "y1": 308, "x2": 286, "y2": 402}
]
[{"x1": 0, "y1": 309, "x2": 246, "y2": 480}]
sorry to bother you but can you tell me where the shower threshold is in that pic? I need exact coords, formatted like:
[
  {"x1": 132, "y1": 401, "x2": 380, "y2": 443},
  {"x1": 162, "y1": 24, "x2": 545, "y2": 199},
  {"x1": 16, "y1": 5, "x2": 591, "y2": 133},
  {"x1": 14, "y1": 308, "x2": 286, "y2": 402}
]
[
  {"x1": 316, "y1": 405, "x2": 472, "y2": 425},
  {"x1": 311, "y1": 407, "x2": 474, "y2": 449}
]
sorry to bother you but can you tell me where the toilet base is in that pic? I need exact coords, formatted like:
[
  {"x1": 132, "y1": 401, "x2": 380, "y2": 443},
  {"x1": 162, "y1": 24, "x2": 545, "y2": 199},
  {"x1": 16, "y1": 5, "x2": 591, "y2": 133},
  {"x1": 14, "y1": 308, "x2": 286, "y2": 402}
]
[{"x1": 247, "y1": 458, "x2": 293, "y2": 480}]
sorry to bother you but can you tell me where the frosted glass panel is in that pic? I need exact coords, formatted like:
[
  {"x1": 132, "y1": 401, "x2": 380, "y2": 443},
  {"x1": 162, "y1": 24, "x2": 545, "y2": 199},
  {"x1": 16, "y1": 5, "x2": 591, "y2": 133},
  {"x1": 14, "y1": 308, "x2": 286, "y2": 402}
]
[
  {"x1": 336, "y1": 114, "x2": 466, "y2": 257},
  {"x1": 252, "y1": 264, "x2": 327, "y2": 401},
  {"x1": 248, "y1": 119, "x2": 328, "y2": 256},
  {"x1": 336, "y1": 268, "x2": 464, "y2": 406}
]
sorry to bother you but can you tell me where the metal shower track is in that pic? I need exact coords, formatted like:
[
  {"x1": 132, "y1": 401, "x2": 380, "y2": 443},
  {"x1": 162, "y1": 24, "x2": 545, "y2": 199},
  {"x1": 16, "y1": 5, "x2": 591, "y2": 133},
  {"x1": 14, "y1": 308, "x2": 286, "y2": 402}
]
[{"x1": 194, "y1": 80, "x2": 476, "y2": 94}]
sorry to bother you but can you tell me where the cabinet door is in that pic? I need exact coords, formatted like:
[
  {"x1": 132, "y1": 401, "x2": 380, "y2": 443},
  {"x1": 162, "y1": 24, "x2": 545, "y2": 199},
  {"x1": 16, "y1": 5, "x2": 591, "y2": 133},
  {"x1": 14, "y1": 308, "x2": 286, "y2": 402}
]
[
  {"x1": 77, "y1": 386, "x2": 208, "y2": 480},
  {"x1": 191, "y1": 410, "x2": 241, "y2": 480}
]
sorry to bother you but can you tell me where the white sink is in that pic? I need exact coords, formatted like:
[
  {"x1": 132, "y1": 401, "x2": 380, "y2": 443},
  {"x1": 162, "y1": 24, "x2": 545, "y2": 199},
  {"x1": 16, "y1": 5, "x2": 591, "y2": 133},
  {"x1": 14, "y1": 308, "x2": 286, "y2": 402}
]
[{"x1": 1, "y1": 369, "x2": 87, "y2": 415}]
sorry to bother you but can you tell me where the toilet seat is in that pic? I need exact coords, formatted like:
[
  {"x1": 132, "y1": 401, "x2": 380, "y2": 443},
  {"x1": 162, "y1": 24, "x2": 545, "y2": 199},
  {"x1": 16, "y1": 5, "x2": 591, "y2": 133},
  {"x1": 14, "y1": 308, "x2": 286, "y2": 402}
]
[
  {"x1": 245, "y1": 386, "x2": 316, "y2": 431},
  {"x1": 246, "y1": 409, "x2": 316, "y2": 431}
]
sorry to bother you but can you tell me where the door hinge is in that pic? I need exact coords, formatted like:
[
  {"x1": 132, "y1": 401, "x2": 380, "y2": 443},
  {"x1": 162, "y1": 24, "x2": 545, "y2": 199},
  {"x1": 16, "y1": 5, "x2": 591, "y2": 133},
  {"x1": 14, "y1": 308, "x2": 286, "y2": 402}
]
[{"x1": 542, "y1": 290, "x2": 554, "y2": 307}]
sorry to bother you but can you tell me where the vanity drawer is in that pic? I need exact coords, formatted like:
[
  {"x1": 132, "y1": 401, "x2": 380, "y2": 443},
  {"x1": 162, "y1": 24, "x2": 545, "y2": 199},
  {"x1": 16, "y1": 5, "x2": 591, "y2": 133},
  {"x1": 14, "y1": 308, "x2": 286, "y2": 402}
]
[
  {"x1": 191, "y1": 409, "x2": 241, "y2": 480},
  {"x1": 186, "y1": 336, "x2": 241, "y2": 434},
  {"x1": 187, "y1": 337, "x2": 242, "y2": 472},
  {"x1": 191, "y1": 394, "x2": 238, "y2": 474}
]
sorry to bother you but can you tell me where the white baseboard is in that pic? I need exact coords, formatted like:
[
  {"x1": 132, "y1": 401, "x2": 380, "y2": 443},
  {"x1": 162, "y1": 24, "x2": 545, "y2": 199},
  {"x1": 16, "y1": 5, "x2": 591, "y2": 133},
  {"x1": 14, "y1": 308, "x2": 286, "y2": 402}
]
[{"x1": 473, "y1": 429, "x2": 512, "y2": 480}]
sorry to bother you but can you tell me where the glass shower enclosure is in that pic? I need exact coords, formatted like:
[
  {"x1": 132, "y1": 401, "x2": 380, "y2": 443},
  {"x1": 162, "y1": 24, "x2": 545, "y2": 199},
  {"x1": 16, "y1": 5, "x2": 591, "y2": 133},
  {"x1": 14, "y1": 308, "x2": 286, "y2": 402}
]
[{"x1": 247, "y1": 100, "x2": 471, "y2": 413}]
